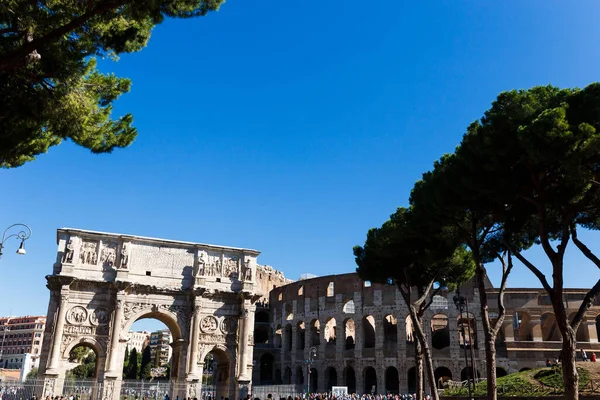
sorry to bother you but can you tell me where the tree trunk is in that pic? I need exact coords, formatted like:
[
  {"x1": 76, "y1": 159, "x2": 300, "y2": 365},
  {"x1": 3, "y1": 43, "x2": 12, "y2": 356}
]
[
  {"x1": 415, "y1": 340, "x2": 424, "y2": 400},
  {"x1": 561, "y1": 328, "x2": 578, "y2": 400},
  {"x1": 408, "y1": 306, "x2": 439, "y2": 400},
  {"x1": 475, "y1": 263, "x2": 498, "y2": 400}
]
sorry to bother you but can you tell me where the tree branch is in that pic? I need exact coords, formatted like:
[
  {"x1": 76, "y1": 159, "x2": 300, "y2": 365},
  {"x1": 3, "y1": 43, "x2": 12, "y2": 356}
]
[
  {"x1": 570, "y1": 279, "x2": 600, "y2": 331},
  {"x1": 492, "y1": 251, "x2": 513, "y2": 333},
  {"x1": 506, "y1": 243, "x2": 553, "y2": 294},
  {"x1": 0, "y1": 0, "x2": 126, "y2": 71},
  {"x1": 570, "y1": 224, "x2": 600, "y2": 270}
]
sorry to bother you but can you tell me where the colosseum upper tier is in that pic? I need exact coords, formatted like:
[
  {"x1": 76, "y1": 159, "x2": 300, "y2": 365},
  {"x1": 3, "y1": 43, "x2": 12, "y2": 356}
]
[{"x1": 251, "y1": 271, "x2": 600, "y2": 395}]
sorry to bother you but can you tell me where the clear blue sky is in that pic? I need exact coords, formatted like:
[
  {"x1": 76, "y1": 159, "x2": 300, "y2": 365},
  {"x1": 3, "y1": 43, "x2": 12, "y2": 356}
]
[{"x1": 1, "y1": 1, "x2": 600, "y2": 318}]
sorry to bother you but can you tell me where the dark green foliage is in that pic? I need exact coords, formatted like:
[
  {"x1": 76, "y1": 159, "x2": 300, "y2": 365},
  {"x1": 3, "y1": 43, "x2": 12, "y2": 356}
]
[
  {"x1": 0, "y1": 0, "x2": 225, "y2": 167},
  {"x1": 126, "y1": 347, "x2": 139, "y2": 379},
  {"x1": 68, "y1": 348, "x2": 97, "y2": 379},
  {"x1": 140, "y1": 345, "x2": 152, "y2": 380}
]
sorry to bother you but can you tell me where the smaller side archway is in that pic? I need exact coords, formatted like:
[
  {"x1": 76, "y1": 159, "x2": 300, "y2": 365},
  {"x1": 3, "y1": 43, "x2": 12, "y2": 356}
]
[
  {"x1": 541, "y1": 313, "x2": 560, "y2": 341},
  {"x1": 325, "y1": 367, "x2": 338, "y2": 391},
  {"x1": 325, "y1": 318, "x2": 337, "y2": 345},
  {"x1": 431, "y1": 314, "x2": 450, "y2": 350},
  {"x1": 385, "y1": 367, "x2": 399, "y2": 394},
  {"x1": 434, "y1": 367, "x2": 452, "y2": 389},
  {"x1": 296, "y1": 366, "x2": 304, "y2": 385},
  {"x1": 344, "y1": 367, "x2": 356, "y2": 393},
  {"x1": 297, "y1": 321, "x2": 306, "y2": 350},
  {"x1": 344, "y1": 319, "x2": 355, "y2": 350},
  {"x1": 283, "y1": 367, "x2": 292, "y2": 384},
  {"x1": 310, "y1": 319, "x2": 321, "y2": 346},
  {"x1": 364, "y1": 367, "x2": 377, "y2": 394}
]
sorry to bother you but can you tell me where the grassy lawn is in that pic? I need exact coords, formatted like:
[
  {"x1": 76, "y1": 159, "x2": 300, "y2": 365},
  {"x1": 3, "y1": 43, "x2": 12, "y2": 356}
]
[{"x1": 443, "y1": 367, "x2": 591, "y2": 397}]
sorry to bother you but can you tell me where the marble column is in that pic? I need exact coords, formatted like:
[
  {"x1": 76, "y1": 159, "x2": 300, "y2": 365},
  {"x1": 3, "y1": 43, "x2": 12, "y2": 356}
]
[
  {"x1": 106, "y1": 294, "x2": 125, "y2": 376},
  {"x1": 187, "y1": 305, "x2": 201, "y2": 378},
  {"x1": 47, "y1": 289, "x2": 70, "y2": 372},
  {"x1": 238, "y1": 298, "x2": 255, "y2": 381}
]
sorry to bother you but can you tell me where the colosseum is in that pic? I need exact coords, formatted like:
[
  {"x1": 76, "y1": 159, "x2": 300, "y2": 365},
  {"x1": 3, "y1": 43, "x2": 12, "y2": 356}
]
[{"x1": 251, "y1": 269, "x2": 600, "y2": 395}]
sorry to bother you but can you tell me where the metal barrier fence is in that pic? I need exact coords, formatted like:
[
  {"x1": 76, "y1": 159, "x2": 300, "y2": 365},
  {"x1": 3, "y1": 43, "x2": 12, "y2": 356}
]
[
  {"x1": 251, "y1": 384, "x2": 305, "y2": 400},
  {"x1": 0, "y1": 380, "x2": 219, "y2": 400}
]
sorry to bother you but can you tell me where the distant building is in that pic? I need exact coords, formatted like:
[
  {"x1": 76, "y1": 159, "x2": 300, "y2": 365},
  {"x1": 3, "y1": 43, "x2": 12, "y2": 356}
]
[
  {"x1": 129, "y1": 331, "x2": 150, "y2": 354},
  {"x1": 0, "y1": 316, "x2": 46, "y2": 372},
  {"x1": 149, "y1": 330, "x2": 172, "y2": 367}
]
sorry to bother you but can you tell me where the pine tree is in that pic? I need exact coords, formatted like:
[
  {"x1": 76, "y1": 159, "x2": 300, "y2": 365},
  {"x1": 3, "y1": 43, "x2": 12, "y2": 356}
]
[
  {"x1": 140, "y1": 345, "x2": 152, "y2": 380},
  {"x1": 127, "y1": 348, "x2": 139, "y2": 380}
]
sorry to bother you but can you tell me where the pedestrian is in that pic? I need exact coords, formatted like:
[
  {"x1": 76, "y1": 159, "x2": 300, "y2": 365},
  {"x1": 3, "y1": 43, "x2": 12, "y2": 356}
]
[
  {"x1": 581, "y1": 348, "x2": 588, "y2": 362},
  {"x1": 591, "y1": 352, "x2": 597, "y2": 362}
]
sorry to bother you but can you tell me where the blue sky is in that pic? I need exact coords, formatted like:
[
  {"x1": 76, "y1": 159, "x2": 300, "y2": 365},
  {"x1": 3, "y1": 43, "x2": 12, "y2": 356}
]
[{"x1": 1, "y1": 1, "x2": 600, "y2": 318}]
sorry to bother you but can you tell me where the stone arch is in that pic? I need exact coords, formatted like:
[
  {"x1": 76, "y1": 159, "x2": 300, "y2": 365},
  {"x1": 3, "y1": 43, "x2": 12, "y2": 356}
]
[
  {"x1": 310, "y1": 319, "x2": 321, "y2": 346},
  {"x1": 325, "y1": 317, "x2": 337, "y2": 344},
  {"x1": 297, "y1": 321, "x2": 306, "y2": 350},
  {"x1": 344, "y1": 318, "x2": 355, "y2": 350},
  {"x1": 325, "y1": 367, "x2": 338, "y2": 391},
  {"x1": 434, "y1": 367, "x2": 452, "y2": 389},
  {"x1": 496, "y1": 367, "x2": 508, "y2": 378},
  {"x1": 284, "y1": 323, "x2": 293, "y2": 350},
  {"x1": 431, "y1": 313, "x2": 449, "y2": 350},
  {"x1": 296, "y1": 365, "x2": 304, "y2": 385},
  {"x1": 457, "y1": 312, "x2": 477, "y2": 348},
  {"x1": 541, "y1": 313, "x2": 560, "y2": 341},
  {"x1": 460, "y1": 367, "x2": 480, "y2": 382},
  {"x1": 259, "y1": 353, "x2": 275, "y2": 384},
  {"x1": 255, "y1": 310, "x2": 269, "y2": 323},
  {"x1": 519, "y1": 367, "x2": 531, "y2": 372},
  {"x1": 407, "y1": 367, "x2": 416, "y2": 394},
  {"x1": 364, "y1": 366, "x2": 377, "y2": 394},
  {"x1": 344, "y1": 367, "x2": 356, "y2": 393},
  {"x1": 569, "y1": 312, "x2": 590, "y2": 342},
  {"x1": 309, "y1": 368, "x2": 318, "y2": 393},
  {"x1": 283, "y1": 367, "x2": 292, "y2": 384},
  {"x1": 513, "y1": 311, "x2": 533, "y2": 341},
  {"x1": 383, "y1": 315, "x2": 398, "y2": 345},
  {"x1": 275, "y1": 324, "x2": 282, "y2": 348},
  {"x1": 62, "y1": 336, "x2": 106, "y2": 360},
  {"x1": 363, "y1": 315, "x2": 375, "y2": 349},
  {"x1": 385, "y1": 366, "x2": 399, "y2": 394},
  {"x1": 202, "y1": 346, "x2": 233, "y2": 400}
]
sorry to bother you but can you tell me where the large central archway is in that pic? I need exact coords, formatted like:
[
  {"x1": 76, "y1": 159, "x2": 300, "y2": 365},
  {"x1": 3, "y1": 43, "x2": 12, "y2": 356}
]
[{"x1": 38, "y1": 229, "x2": 261, "y2": 400}]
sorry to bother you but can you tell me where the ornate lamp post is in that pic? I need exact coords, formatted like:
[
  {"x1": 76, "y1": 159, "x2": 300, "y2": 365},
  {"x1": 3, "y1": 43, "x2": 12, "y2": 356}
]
[
  {"x1": 0, "y1": 223, "x2": 32, "y2": 259},
  {"x1": 453, "y1": 289, "x2": 474, "y2": 399},
  {"x1": 305, "y1": 346, "x2": 317, "y2": 395}
]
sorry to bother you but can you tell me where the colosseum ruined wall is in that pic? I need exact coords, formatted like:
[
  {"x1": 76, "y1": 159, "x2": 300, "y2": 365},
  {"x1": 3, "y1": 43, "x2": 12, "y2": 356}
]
[{"x1": 251, "y1": 272, "x2": 600, "y2": 395}]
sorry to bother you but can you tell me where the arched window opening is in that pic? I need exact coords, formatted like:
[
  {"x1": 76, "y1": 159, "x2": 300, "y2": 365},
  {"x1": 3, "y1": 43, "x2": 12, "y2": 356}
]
[
  {"x1": 254, "y1": 325, "x2": 269, "y2": 345},
  {"x1": 298, "y1": 286, "x2": 304, "y2": 296},
  {"x1": 513, "y1": 312, "x2": 533, "y2": 341},
  {"x1": 405, "y1": 316, "x2": 415, "y2": 342},
  {"x1": 255, "y1": 311, "x2": 269, "y2": 323},
  {"x1": 327, "y1": 282, "x2": 335, "y2": 297},
  {"x1": 457, "y1": 312, "x2": 478, "y2": 349},
  {"x1": 383, "y1": 315, "x2": 398, "y2": 345},
  {"x1": 297, "y1": 321, "x2": 306, "y2": 350},
  {"x1": 325, "y1": 318, "x2": 337, "y2": 344},
  {"x1": 285, "y1": 324, "x2": 293, "y2": 351},
  {"x1": 431, "y1": 314, "x2": 450, "y2": 350},
  {"x1": 296, "y1": 366, "x2": 304, "y2": 385},
  {"x1": 460, "y1": 367, "x2": 480, "y2": 383},
  {"x1": 343, "y1": 300, "x2": 355, "y2": 314},
  {"x1": 569, "y1": 313, "x2": 590, "y2": 342},
  {"x1": 344, "y1": 319, "x2": 355, "y2": 350},
  {"x1": 363, "y1": 315, "x2": 376, "y2": 349},
  {"x1": 496, "y1": 367, "x2": 508, "y2": 378},
  {"x1": 310, "y1": 320, "x2": 321, "y2": 346},
  {"x1": 407, "y1": 367, "x2": 416, "y2": 394},
  {"x1": 274, "y1": 325, "x2": 282, "y2": 348},
  {"x1": 596, "y1": 315, "x2": 600, "y2": 343}
]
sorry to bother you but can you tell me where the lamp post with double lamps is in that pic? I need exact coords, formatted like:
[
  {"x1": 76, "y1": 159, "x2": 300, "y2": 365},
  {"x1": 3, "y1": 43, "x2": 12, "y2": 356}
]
[
  {"x1": 305, "y1": 346, "x2": 317, "y2": 396},
  {"x1": 0, "y1": 223, "x2": 32, "y2": 260},
  {"x1": 453, "y1": 289, "x2": 475, "y2": 399}
]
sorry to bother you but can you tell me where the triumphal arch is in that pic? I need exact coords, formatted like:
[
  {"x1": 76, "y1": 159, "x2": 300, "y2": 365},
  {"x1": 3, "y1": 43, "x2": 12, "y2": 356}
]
[{"x1": 38, "y1": 228, "x2": 260, "y2": 400}]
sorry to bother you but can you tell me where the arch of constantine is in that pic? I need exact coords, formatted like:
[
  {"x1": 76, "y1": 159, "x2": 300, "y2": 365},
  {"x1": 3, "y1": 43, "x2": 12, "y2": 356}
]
[{"x1": 39, "y1": 228, "x2": 260, "y2": 400}]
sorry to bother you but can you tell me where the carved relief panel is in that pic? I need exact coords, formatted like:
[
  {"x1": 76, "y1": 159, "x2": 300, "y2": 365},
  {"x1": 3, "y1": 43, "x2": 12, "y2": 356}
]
[
  {"x1": 100, "y1": 242, "x2": 117, "y2": 268},
  {"x1": 80, "y1": 240, "x2": 99, "y2": 265}
]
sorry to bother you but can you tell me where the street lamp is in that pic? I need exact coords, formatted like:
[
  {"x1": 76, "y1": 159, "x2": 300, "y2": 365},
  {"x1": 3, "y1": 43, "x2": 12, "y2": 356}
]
[
  {"x1": 305, "y1": 346, "x2": 317, "y2": 395},
  {"x1": 453, "y1": 289, "x2": 474, "y2": 399},
  {"x1": 0, "y1": 223, "x2": 32, "y2": 259}
]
